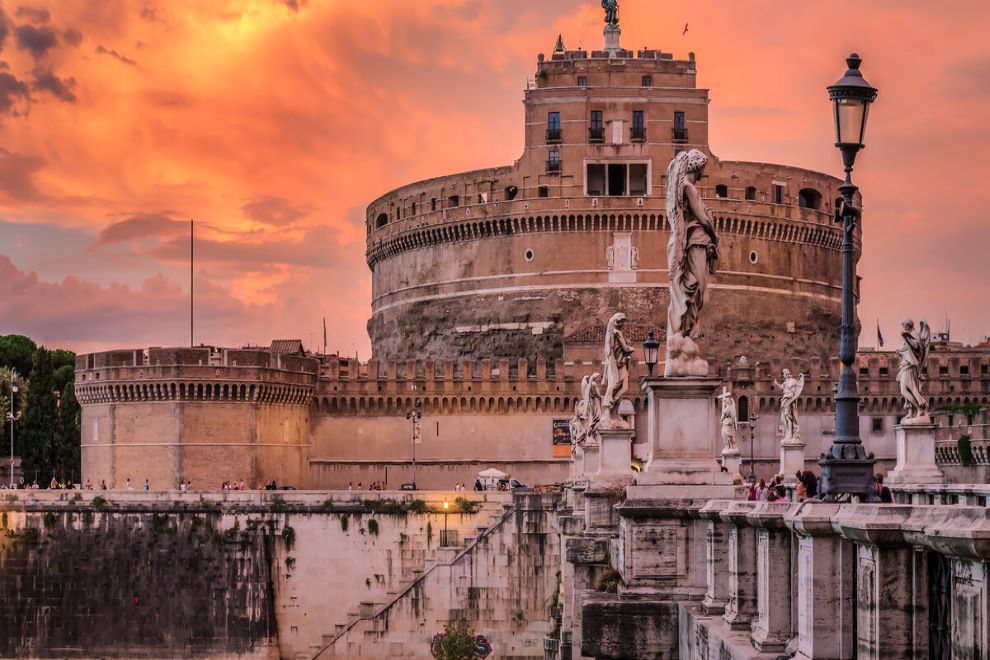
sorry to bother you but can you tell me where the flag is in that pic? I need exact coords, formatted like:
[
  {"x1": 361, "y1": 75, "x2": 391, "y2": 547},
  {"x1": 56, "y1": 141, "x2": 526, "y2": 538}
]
[{"x1": 876, "y1": 320, "x2": 884, "y2": 348}]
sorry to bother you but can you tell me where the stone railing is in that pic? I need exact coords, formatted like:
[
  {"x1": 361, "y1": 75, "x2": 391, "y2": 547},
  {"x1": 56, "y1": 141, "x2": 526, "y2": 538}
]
[{"x1": 684, "y1": 500, "x2": 990, "y2": 659}]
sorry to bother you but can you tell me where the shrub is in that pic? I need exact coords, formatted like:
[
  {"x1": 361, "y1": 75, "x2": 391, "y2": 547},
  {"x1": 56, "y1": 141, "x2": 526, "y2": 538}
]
[
  {"x1": 453, "y1": 497, "x2": 480, "y2": 514},
  {"x1": 285, "y1": 556, "x2": 295, "y2": 570},
  {"x1": 368, "y1": 519, "x2": 379, "y2": 536},
  {"x1": 340, "y1": 514, "x2": 349, "y2": 532},
  {"x1": 408, "y1": 499, "x2": 432, "y2": 515},
  {"x1": 430, "y1": 618, "x2": 478, "y2": 660},
  {"x1": 92, "y1": 496, "x2": 109, "y2": 510},
  {"x1": 597, "y1": 568, "x2": 623, "y2": 594},
  {"x1": 281, "y1": 525, "x2": 296, "y2": 550},
  {"x1": 959, "y1": 434, "x2": 974, "y2": 467},
  {"x1": 43, "y1": 511, "x2": 57, "y2": 528}
]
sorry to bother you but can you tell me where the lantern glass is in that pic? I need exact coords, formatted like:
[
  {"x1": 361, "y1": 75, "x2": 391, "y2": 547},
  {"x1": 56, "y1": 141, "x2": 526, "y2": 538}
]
[
  {"x1": 642, "y1": 331, "x2": 660, "y2": 375},
  {"x1": 834, "y1": 97, "x2": 869, "y2": 146}
]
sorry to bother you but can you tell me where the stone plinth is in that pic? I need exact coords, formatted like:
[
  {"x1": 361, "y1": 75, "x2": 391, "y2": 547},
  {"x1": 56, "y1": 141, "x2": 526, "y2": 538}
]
[
  {"x1": 582, "y1": 442, "x2": 600, "y2": 479},
  {"x1": 886, "y1": 423, "x2": 943, "y2": 485},
  {"x1": 596, "y1": 427, "x2": 634, "y2": 481},
  {"x1": 603, "y1": 26, "x2": 621, "y2": 55},
  {"x1": 719, "y1": 502, "x2": 758, "y2": 631},
  {"x1": 637, "y1": 377, "x2": 734, "y2": 494},
  {"x1": 779, "y1": 439, "x2": 806, "y2": 478},
  {"x1": 698, "y1": 500, "x2": 734, "y2": 615},
  {"x1": 784, "y1": 502, "x2": 855, "y2": 660},
  {"x1": 747, "y1": 502, "x2": 794, "y2": 652},
  {"x1": 721, "y1": 448, "x2": 742, "y2": 481}
]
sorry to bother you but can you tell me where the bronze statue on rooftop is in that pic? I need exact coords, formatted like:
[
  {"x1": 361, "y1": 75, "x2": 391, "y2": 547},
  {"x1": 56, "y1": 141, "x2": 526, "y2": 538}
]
[{"x1": 602, "y1": 0, "x2": 618, "y2": 29}]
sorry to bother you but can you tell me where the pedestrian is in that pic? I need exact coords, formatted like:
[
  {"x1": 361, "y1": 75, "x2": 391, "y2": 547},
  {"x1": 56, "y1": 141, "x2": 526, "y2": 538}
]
[
  {"x1": 347, "y1": 482, "x2": 353, "y2": 491},
  {"x1": 99, "y1": 479, "x2": 107, "y2": 490},
  {"x1": 795, "y1": 479, "x2": 807, "y2": 501},
  {"x1": 143, "y1": 479, "x2": 149, "y2": 492},
  {"x1": 756, "y1": 478, "x2": 768, "y2": 501},
  {"x1": 874, "y1": 474, "x2": 893, "y2": 503},
  {"x1": 125, "y1": 478, "x2": 133, "y2": 491},
  {"x1": 746, "y1": 481, "x2": 757, "y2": 501}
]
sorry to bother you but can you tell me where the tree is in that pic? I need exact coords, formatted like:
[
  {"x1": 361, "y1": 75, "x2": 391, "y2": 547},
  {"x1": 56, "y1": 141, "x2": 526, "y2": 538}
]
[
  {"x1": 430, "y1": 618, "x2": 478, "y2": 660},
  {"x1": 0, "y1": 335, "x2": 37, "y2": 376},
  {"x1": 54, "y1": 382, "x2": 81, "y2": 483},
  {"x1": 18, "y1": 348, "x2": 58, "y2": 484},
  {"x1": 0, "y1": 366, "x2": 25, "y2": 475}
]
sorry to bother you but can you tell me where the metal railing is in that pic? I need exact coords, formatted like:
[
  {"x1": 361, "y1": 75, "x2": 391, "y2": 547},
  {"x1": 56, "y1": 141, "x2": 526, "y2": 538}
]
[
  {"x1": 630, "y1": 126, "x2": 646, "y2": 141},
  {"x1": 546, "y1": 159, "x2": 562, "y2": 173},
  {"x1": 546, "y1": 128, "x2": 561, "y2": 143},
  {"x1": 672, "y1": 127, "x2": 688, "y2": 142},
  {"x1": 589, "y1": 127, "x2": 604, "y2": 143}
]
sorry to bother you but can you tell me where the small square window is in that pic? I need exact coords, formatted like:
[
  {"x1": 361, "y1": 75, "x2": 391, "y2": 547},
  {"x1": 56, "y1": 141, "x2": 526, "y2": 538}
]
[
  {"x1": 538, "y1": 186, "x2": 549, "y2": 198},
  {"x1": 871, "y1": 417, "x2": 883, "y2": 433},
  {"x1": 447, "y1": 195, "x2": 460, "y2": 207},
  {"x1": 939, "y1": 366, "x2": 949, "y2": 376},
  {"x1": 578, "y1": 76, "x2": 588, "y2": 87},
  {"x1": 641, "y1": 75, "x2": 652, "y2": 87},
  {"x1": 961, "y1": 365, "x2": 970, "y2": 376}
]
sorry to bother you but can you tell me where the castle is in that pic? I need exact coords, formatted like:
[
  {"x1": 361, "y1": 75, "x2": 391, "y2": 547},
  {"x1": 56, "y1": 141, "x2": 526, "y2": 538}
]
[{"x1": 76, "y1": 28, "x2": 990, "y2": 491}]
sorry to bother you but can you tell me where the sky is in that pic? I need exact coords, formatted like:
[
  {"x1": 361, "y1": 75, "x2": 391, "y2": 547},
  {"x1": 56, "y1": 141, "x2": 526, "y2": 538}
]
[{"x1": 0, "y1": 0, "x2": 988, "y2": 356}]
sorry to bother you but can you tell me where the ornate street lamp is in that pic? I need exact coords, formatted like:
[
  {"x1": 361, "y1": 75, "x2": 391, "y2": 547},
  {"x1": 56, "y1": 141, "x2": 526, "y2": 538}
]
[
  {"x1": 818, "y1": 54, "x2": 879, "y2": 501},
  {"x1": 748, "y1": 413, "x2": 759, "y2": 484},
  {"x1": 642, "y1": 331, "x2": 660, "y2": 376}
]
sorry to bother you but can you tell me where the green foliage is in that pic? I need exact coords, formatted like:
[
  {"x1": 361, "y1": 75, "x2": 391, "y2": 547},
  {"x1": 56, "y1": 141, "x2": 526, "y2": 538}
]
[
  {"x1": 92, "y1": 496, "x2": 109, "y2": 510},
  {"x1": 426, "y1": 521, "x2": 433, "y2": 546},
  {"x1": 453, "y1": 497, "x2": 480, "y2": 514},
  {"x1": 596, "y1": 568, "x2": 623, "y2": 594},
  {"x1": 365, "y1": 499, "x2": 408, "y2": 515},
  {"x1": 367, "y1": 519, "x2": 379, "y2": 536},
  {"x1": 281, "y1": 525, "x2": 296, "y2": 550},
  {"x1": 340, "y1": 513, "x2": 349, "y2": 532},
  {"x1": 430, "y1": 617, "x2": 478, "y2": 660},
  {"x1": 19, "y1": 347, "x2": 58, "y2": 483},
  {"x1": 0, "y1": 335, "x2": 38, "y2": 376},
  {"x1": 53, "y1": 382, "x2": 81, "y2": 481},
  {"x1": 82, "y1": 510, "x2": 94, "y2": 526},
  {"x1": 408, "y1": 499, "x2": 431, "y2": 515},
  {"x1": 321, "y1": 498, "x2": 334, "y2": 511},
  {"x1": 285, "y1": 555, "x2": 295, "y2": 570},
  {"x1": 270, "y1": 496, "x2": 288, "y2": 513},
  {"x1": 959, "y1": 434, "x2": 975, "y2": 467},
  {"x1": 43, "y1": 511, "x2": 57, "y2": 528},
  {"x1": 19, "y1": 527, "x2": 40, "y2": 547}
]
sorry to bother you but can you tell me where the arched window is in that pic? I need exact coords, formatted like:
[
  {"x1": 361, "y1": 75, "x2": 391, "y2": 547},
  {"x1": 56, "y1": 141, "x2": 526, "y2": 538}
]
[
  {"x1": 745, "y1": 186, "x2": 756, "y2": 201},
  {"x1": 715, "y1": 184, "x2": 728, "y2": 198},
  {"x1": 798, "y1": 188, "x2": 822, "y2": 210},
  {"x1": 375, "y1": 213, "x2": 388, "y2": 228}
]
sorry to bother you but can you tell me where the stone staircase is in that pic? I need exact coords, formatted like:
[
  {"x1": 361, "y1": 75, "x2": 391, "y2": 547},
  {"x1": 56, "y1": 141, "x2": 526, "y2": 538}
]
[{"x1": 304, "y1": 501, "x2": 515, "y2": 660}]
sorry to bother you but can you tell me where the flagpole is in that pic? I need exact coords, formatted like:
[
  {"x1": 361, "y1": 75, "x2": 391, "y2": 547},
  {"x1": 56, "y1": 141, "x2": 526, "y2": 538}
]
[{"x1": 190, "y1": 218, "x2": 194, "y2": 348}]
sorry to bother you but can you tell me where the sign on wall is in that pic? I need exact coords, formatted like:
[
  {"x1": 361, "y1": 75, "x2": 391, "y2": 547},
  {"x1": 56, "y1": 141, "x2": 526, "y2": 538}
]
[{"x1": 552, "y1": 419, "x2": 572, "y2": 458}]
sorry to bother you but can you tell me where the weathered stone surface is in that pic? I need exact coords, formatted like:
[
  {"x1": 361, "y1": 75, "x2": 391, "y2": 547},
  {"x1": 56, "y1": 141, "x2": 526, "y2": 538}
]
[
  {"x1": 566, "y1": 537, "x2": 608, "y2": 564},
  {"x1": 581, "y1": 592, "x2": 681, "y2": 659}
]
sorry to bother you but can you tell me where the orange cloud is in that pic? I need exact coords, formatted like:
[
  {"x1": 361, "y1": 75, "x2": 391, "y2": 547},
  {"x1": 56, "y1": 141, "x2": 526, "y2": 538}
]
[{"x1": 0, "y1": 0, "x2": 989, "y2": 352}]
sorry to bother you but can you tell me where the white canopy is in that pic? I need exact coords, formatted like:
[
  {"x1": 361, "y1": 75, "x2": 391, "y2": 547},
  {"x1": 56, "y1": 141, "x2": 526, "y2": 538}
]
[{"x1": 478, "y1": 468, "x2": 508, "y2": 479}]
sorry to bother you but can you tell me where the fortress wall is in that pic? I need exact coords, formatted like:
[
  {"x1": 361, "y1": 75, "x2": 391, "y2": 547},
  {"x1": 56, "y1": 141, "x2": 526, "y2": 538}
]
[
  {"x1": 0, "y1": 491, "x2": 513, "y2": 660},
  {"x1": 255, "y1": 404, "x2": 310, "y2": 489},
  {"x1": 179, "y1": 402, "x2": 258, "y2": 489}
]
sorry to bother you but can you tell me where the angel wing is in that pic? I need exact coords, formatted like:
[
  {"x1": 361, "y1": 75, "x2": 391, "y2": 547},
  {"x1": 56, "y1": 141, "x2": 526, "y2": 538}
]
[
  {"x1": 794, "y1": 373, "x2": 805, "y2": 399},
  {"x1": 918, "y1": 321, "x2": 932, "y2": 367}
]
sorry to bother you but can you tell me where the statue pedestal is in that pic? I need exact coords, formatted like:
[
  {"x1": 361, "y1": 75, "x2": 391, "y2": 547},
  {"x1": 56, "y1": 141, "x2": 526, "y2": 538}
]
[
  {"x1": 570, "y1": 444, "x2": 584, "y2": 482},
  {"x1": 604, "y1": 26, "x2": 621, "y2": 55},
  {"x1": 886, "y1": 422, "x2": 944, "y2": 485},
  {"x1": 582, "y1": 442, "x2": 600, "y2": 480},
  {"x1": 596, "y1": 427, "x2": 633, "y2": 481},
  {"x1": 721, "y1": 448, "x2": 742, "y2": 480},
  {"x1": 779, "y1": 440, "x2": 806, "y2": 479},
  {"x1": 632, "y1": 377, "x2": 739, "y2": 498}
]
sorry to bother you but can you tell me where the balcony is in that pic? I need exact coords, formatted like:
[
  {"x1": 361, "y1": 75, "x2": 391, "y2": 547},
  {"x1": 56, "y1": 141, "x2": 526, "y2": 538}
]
[
  {"x1": 546, "y1": 128, "x2": 561, "y2": 143},
  {"x1": 631, "y1": 126, "x2": 646, "y2": 142},
  {"x1": 546, "y1": 159, "x2": 562, "y2": 174},
  {"x1": 672, "y1": 127, "x2": 688, "y2": 143},
  {"x1": 589, "y1": 126, "x2": 605, "y2": 143}
]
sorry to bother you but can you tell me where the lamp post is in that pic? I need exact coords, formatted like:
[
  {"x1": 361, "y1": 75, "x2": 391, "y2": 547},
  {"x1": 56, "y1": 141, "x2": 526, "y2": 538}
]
[
  {"x1": 406, "y1": 400, "x2": 422, "y2": 490},
  {"x1": 818, "y1": 53, "x2": 879, "y2": 501},
  {"x1": 442, "y1": 499, "x2": 449, "y2": 547},
  {"x1": 7, "y1": 368, "x2": 16, "y2": 487},
  {"x1": 642, "y1": 331, "x2": 660, "y2": 376},
  {"x1": 748, "y1": 413, "x2": 758, "y2": 484}
]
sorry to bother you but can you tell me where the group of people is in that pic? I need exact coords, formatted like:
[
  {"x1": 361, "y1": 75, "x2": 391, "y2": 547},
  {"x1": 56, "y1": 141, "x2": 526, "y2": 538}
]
[
  {"x1": 220, "y1": 480, "x2": 246, "y2": 490},
  {"x1": 747, "y1": 470, "x2": 894, "y2": 503}
]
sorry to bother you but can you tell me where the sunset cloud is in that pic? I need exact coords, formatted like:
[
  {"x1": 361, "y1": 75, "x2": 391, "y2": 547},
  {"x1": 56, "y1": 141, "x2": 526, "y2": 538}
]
[{"x1": 0, "y1": 0, "x2": 988, "y2": 353}]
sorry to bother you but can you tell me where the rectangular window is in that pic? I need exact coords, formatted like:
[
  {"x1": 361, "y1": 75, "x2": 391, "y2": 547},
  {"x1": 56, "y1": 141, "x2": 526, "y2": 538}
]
[
  {"x1": 590, "y1": 111, "x2": 604, "y2": 142},
  {"x1": 578, "y1": 76, "x2": 588, "y2": 87},
  {"x1": 431, "y1": 198, "x2": 437, "y2": 212},
  {"x1": 642, "y1": 75, "x2": 652, "y2": 87},
  {"x1": 411, "y1": 202, "x2": 416, "y2": 215},
  {"x1": 586, "y1": 163, "x2": 605, "y2": 196},
  {"x1": 629, "y1": 163, "x2": 648, "y2": 196},
  {"x1": 631, "y1": 110, "x2": 645, "y2": 141},
  {"x1": 961, "y1": 365, "x2": 970, "y2": 376},
  {"x1": 939, "y1": 366, "x2": 949, "y2": 376},
  {"x1": 871, "y1": 417, "x2": 883, "y2": 433},
  {"x1": 547, "y1": 111, "x2": 561, "y2": 142},
  {"x1": 982, "y1": 363, "x2": 989, "y2": 376},
  {"x1": 773, "y1": 184, "x2": 784, "y2": 205},
  {"x1": 538, "y1": 186, "x2": 549, "y2": 198},
  {"x1": 672, "y1": 111, "x2": 687, "y2": 142},
  {"x1": 607, "y1": 163, "x2": 626, "y2": 196},
  {"x1": 448, "y1": 195, "x2": 460, "y2": 207},
  {"x1": 547, "y1": 149, "x2": 561, "y2": 173},
  {"x1": 879, "y1": 366, "x2": 889, "y2": 377}
]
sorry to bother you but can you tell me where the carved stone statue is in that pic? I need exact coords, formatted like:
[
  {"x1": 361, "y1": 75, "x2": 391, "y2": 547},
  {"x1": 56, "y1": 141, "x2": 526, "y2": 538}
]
[
  {"x1": 664, "y1": 149, "x2": 719, "y2": 376},
  {"x1": 719, "y1": 388, "x2": 738, "y2": 452},
  {"x1": 583, "y1": 373, "x2": 603, "y2": 438},
  {"x1": 774, "y1": 369, "x2": 805, "y2": 443},
  {"x1": 601, "y1": 313, "x2": 634, "y2": 428},
  {"x1": 897, "y1": 318, "x2": 932, "y2": 423},
  {"x1": 569, "y1": 377, "x2": 589, "y2": 446},
  {"x1": 602, "y1": 0, "x2": 618, "y2": 28}
]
